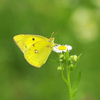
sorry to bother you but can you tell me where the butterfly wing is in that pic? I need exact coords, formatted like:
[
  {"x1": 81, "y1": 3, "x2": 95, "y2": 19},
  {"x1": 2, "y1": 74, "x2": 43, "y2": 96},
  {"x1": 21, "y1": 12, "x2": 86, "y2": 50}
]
[
  {"x1": 24, "y1": 41, "x2": 53, "y2": 67},
  {"x1": 13, "y1": 34, "x2": 54, "y2": 68},
  {"x1": 13, "y1": 34, "x2": 49, "y2": 53}
]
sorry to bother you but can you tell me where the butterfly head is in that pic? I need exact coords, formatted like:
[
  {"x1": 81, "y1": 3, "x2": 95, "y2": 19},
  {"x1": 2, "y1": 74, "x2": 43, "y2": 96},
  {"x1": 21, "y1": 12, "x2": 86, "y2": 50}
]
[{"x1": 49, "y1": 37, "x2": 54, "y2": 43}]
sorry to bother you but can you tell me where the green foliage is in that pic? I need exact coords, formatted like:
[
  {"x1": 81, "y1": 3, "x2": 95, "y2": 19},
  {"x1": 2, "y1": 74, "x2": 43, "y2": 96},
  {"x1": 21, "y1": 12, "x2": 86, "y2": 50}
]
[
  {"x1": 59, "y1": 50, "x2": 81, "y2": 100},
  {"x1": 72, "y1": 71, "x2": 81, "y2": 98}
]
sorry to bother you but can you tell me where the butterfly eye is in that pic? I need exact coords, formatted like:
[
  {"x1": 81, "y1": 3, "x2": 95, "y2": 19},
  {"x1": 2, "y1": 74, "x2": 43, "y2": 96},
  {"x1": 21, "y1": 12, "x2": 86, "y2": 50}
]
[{"x1": 32, "y1": 38, "x2": 35, "y2": 41}]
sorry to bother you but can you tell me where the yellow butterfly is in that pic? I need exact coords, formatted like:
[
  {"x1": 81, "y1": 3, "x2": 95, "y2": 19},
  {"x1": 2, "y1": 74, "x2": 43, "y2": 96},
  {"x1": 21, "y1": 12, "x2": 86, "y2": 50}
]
[{"x1": 13, "y1": 34, "x2": 54, "y2": 68}]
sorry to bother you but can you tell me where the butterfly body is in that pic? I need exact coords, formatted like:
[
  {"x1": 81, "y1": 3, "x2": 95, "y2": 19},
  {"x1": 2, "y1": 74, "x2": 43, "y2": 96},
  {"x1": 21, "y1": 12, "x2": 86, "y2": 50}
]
[{"x1": 13, "y1": 34, "x2": 54, "y2": 68}]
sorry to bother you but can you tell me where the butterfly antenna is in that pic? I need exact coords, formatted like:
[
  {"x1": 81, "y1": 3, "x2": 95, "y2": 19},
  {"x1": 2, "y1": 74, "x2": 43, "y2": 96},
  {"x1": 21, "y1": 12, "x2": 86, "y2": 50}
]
[
  {"x1": 51, "y1": 32, "x2": 54, "y2": 37},
  {"x1": 51, "y1": 30, "x2": 61, "y2": 37}
]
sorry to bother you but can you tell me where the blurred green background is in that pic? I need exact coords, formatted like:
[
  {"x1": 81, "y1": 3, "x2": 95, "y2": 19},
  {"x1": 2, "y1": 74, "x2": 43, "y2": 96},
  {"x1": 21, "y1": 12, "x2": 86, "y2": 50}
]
[{"x1": 0, "y1": 0, "x2": 100, "y2": 100}]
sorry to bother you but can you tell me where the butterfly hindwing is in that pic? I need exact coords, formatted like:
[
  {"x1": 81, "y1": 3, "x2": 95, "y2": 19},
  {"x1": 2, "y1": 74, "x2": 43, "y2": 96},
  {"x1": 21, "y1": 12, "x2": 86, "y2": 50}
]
[{"x1": 24, "y1": 41, "x2": 52, "y2": 67}]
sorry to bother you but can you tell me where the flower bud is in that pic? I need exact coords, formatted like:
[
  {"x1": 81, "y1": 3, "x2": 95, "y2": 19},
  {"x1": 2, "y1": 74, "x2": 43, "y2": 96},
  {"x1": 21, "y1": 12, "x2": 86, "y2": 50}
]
[
  {"x1": 59, "y1": 54, "x2": 64, "y2": 59},
  {"x1": 59, "y1": 59, "x2": 63, "y2": 62},
  {"x1": 69, "y1": 64, "x2": 73, "y2": 69},
  {"x1": 73, "y1": 55, "x2": 78, "y2": 61},
  {"x1": 57, "y1": 66, "x2": 64, "y2": 70},
  {"x1": 69, "y1": 55, "x2": 78, "y2": 62}
]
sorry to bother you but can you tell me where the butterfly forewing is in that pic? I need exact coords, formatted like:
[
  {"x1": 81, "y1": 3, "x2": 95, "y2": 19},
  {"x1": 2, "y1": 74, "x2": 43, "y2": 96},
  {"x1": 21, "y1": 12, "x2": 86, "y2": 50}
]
[{"x1": 13, "y1": 34, "x2": 49, "y2": 53}]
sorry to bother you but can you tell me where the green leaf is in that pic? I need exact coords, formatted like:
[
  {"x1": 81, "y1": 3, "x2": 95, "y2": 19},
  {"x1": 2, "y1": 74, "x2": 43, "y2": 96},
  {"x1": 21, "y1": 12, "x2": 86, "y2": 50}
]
[
  {"x1": 73, "y1": 53, "x2": 82, "y2": 69},
  {"x1": 72, "y1": 71, "x2": 81, "y2": 98}
]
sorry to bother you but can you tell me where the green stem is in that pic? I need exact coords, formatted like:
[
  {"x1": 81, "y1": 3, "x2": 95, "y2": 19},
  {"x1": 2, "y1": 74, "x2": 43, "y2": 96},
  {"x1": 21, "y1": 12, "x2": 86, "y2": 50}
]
[
  {"x1": 61, "y1": 62, "x2": 73, "y2": 100},
  {"x1": 67, "y1": 67, "x2": 73, "y2": 100},
  {"x1": 60, "y1": 62, "x2": 68, "y2": 85},
  {"x1": 60, "y1": 52, "x2": 73, "y2": 100},
  {"x1": 61, "y1": 68, "x2": 68, "y2": 85}
]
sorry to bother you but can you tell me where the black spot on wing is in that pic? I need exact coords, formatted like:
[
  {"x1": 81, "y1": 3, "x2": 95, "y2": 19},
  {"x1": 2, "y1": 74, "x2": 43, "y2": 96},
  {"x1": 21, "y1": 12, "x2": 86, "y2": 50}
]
[{"x1": 32, "y1": 38, "x2": 35, "y2": 41}]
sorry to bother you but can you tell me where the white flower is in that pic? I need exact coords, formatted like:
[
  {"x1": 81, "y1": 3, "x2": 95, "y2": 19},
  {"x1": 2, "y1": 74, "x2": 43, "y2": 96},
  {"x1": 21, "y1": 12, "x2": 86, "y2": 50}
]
[{"x1": 53, "y1": 44, "x2": 72, "y2": 53}]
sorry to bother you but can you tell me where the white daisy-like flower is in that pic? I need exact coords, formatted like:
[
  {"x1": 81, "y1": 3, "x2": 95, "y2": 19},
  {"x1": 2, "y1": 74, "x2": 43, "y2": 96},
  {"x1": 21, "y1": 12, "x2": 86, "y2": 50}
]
[{"x1": 53, "y1": 44, "x2": 72, "y2": 53}]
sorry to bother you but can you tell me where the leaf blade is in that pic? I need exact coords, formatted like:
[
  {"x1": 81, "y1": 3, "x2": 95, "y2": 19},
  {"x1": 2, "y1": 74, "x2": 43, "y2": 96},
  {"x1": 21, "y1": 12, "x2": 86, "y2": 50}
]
[{"x1": 72, "y1": 71, "x2": 81, "y2": 98}]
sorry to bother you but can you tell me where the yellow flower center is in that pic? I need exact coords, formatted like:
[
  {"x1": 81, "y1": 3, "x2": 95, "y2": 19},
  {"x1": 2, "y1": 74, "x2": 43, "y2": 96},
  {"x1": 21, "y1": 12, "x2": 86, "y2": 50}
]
[{"x1": 58, "y1": 46, "x2": 67, "y2": 50}]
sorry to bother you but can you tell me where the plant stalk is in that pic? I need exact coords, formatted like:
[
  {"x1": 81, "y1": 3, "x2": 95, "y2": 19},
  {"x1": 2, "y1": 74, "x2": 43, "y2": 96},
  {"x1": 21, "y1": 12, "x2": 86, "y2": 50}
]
[{"x1": 67, "y1": 71, "x2": 73, "y2": 100}]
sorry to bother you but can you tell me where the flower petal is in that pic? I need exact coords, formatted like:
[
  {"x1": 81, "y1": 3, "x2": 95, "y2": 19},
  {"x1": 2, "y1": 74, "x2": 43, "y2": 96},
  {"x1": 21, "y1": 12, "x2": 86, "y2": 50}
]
[{"x1": 53, "y1": 44, "x2": 72, "y2": 53}]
